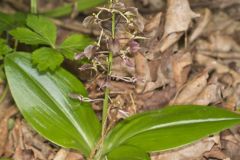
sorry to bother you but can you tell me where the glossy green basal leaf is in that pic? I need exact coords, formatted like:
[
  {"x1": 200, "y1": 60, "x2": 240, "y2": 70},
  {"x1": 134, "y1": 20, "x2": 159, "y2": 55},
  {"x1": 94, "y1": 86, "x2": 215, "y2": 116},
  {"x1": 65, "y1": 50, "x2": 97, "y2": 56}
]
[
  {"x1": 107, "y1": 145, "x2": 150, "y2": 160},
  {"x1": 103, "y1": 105, "x2": 240, "y2": 155},
  {"x1": 5, "y1": 52, "x2": 101, "y2": 156}
]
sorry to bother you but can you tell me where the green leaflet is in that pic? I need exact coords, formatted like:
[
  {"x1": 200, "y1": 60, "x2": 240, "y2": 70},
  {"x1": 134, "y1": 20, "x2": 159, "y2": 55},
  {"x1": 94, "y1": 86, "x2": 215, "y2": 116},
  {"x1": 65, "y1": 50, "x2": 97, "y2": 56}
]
[
  {"x1": 103, "y1": 105, "x2": 240, "y2": 156},
  {"x1": 26, "y1": 15, "x2": 56, "y2": 47},
  {"x1": 9, "y1": 15, "x2": 56, "y2": 47},
  {"x1": 32, "y1": 47, "x2": 64, "y2": 71},
  {"x1": 9, "y1": 27, "x2": 49, "y2": 45},
  {"x1": 59, "y1": 34, "x2": 93, "y2": 60},
  {"x1": 5, "y1": 52, "x2": 101, "y2": 156}
]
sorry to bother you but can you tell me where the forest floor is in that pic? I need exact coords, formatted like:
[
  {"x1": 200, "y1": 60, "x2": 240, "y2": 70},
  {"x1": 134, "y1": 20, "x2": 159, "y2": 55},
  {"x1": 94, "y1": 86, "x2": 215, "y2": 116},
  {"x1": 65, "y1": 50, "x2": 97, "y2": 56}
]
[{"x1": 1, "y1": 0, "x2": 240, "y2": 159}]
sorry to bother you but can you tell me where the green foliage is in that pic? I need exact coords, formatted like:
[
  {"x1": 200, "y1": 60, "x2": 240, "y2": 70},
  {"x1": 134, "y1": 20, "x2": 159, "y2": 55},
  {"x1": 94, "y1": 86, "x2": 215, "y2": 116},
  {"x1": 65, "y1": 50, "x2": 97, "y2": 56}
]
[
  {"x1": 3, "y1": 2, "x2": 240, "y2": 160},
  {"x1": 107, "y1": 145, "x2": 150, "y2": 160},
  {"x1": 0, "y1": 39, "x2": 13, "y2": 81},
  {"x1": 0, "y1": 39, "x2": 12, "y2": 59},
  {"x1": 9, "y1": 15, "x2": 92, "y2": 71},
  {"x1": 102, "y1": 105, "x2": 240, "y2": 159},
  {"x1": 32, "y1": 47, "x2": 64, "y2": 71},
  {"x1": 9, "y1": 27, "x2": 50, "y2": 45},
  {"x1": 77, "y1": 0, "x2": 107, "y2": 11},
  {"x1": 5, "y1": 52, "x2": 240, "y2": 159},
  {"x1": 43, "y1": 0, "x2": 107, "y2": 18},
  {"x1": 4, "y1": 52, "x2": 101, "y2": 156},
  {"x1": 26, "y1": 15, "x2": 57, "y2": 47},
  {"x1": 0, "y1": 12, "x2": 26, "y2": 33},
  {"x1": 60, "y1": 34, "x2": 92, "y2": 60},
  {"x1": 10, "y1": 15, "x2": 56, "y2": 47}
]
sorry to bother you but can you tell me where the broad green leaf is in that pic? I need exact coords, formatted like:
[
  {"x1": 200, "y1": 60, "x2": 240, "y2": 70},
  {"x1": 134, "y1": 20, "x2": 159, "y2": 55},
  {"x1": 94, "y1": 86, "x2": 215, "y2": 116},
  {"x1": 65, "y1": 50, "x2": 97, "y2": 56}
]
[
  {"x1": 5, "y1": 52, "x2": 101, "y2": 156},
  {"x1": 59, "y1": 34, "x2": 92, "y2": 60},
  {"x1": 26, "y1": 15, "x2": 56, "y2": 47},
  {"x1": 103, "y1": 105, "x2": 240, "y2": 155},
  {"x1": 107, "y1": 145, "x2": 150, "y2": 160},
  {"x1": 32, "y1": 47, "x2": 64, "y2": 71},
  {"x1": 9, "y1": 28, "x2": 48, "y2": 45}
]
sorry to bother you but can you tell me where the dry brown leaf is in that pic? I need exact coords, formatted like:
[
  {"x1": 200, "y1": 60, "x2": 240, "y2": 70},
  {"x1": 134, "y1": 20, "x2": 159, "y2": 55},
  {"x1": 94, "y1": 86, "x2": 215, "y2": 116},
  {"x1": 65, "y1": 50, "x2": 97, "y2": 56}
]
[
  {"x1": 0, "y1": 106, "x2": 17, "y2": 156},
  {"x1": 190, "y1": 8, "x2": 211, "y2": 43},
  {"x1": 144, "y1": 61, "x2": 169, "y2": 92},
  {"x1": 151, "y1": 136, "x2": 218, "y2": 160},
  {"x1": 136, "y1": 86, "x2": 176, "y2": 110},
  {"x1": 172, "y1": 72, "x2": 209, "y2": 104},
  {"x1": 144, "y1": 12, "x2": 162, "y2": 33},
  {"x1": 53, "y1": 149, "x2": 69, "y2": 160},
  {"x1": 193, "y1": 84, "x2": 222, "y2": 105},
  {"x1": 135, "y1": 52, "x2": 152, "y2": 93},
  {"x1": 111, "y1": 56, "x2": 135, "y2": 77},
  {"x1": 204, "y1": 12, "x2": 240, "y2": 35},
  {"x1": 171, "y1": 51, "x2": 192, "y2": 89},
  {"x1": 159, "y1": 0, "x2": 199, "y2": 52},
  {"x1": 209, "y1": 33, "x2": 240, "y2": 52},
  {"x1": 66, "y1": 151, "x2": 84, "y2": 160},
  {"x1": 221, "y1": 129, "x2": 240, "y2": 160}
]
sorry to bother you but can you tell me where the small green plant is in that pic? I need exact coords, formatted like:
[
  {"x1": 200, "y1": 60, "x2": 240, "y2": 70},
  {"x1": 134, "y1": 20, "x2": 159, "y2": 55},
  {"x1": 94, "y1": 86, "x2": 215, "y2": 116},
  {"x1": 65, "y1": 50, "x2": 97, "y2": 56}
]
[
  {"x1": 9, "y1": 15, "x2": 92, "y2": 71},
  {"x1": 1, "y1": 1, "x2": 240, "y2": 160},
  {"x1": 4, "y1": 54, "x2": 240, "y2": 159}
]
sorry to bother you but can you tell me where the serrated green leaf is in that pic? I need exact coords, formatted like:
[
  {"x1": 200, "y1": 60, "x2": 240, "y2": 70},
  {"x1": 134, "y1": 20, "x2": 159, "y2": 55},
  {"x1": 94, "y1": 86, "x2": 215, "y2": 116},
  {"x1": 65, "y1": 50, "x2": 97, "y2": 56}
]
[
  {"x1": 26, "y1": 15, "x2": 56, "y2": 47},
  {"x1": 9, "y1": 27, "x2": 49, "y2": 45},
  {"x1": 107, "y1": 145, "x2": 150, "y2": 160},
  {"x1": 103, "y1": 105, "x2": 240, "y2": 155},
  {"x1": 0, "y1": 39, "x2": 12, "y2": 58},
  {"x1": 59, "y1": 34, "x2": 92, "y2": 60},
  {"x1": 32, "y1": 47, "x2": 64, "y2": 71},
  {"x1": 5, "y1": 52, "x2": 101, "y2": 156}
]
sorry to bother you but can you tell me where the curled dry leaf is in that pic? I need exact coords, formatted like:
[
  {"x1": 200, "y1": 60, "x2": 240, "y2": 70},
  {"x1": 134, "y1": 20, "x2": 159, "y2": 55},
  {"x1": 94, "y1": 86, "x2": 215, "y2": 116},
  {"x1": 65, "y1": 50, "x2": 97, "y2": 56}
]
[
  {"x1": 151, "y1": 136, "x2": 219, "y2": 160},
  {"x1": 171, "y1": 51, "x2": 192, "y2": 89},
  {"x1": 195, "y1": 54, "x2": 240, "y2": 86},
  {"x1": 144, "y1": 65, "x2": 169, "y2": 93},
  {"x1": 172, "y1": 71, "x2": 209, "y2": 104},
  {"x1": 144, "y1": 12, "x2": 162, "y2": 33},
  {"x1": 190, "y1": 8, "x2": 211, "y2": 43},
  {"x1": 159, "y1": 0, "x2": 199, "y2": 52}
]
